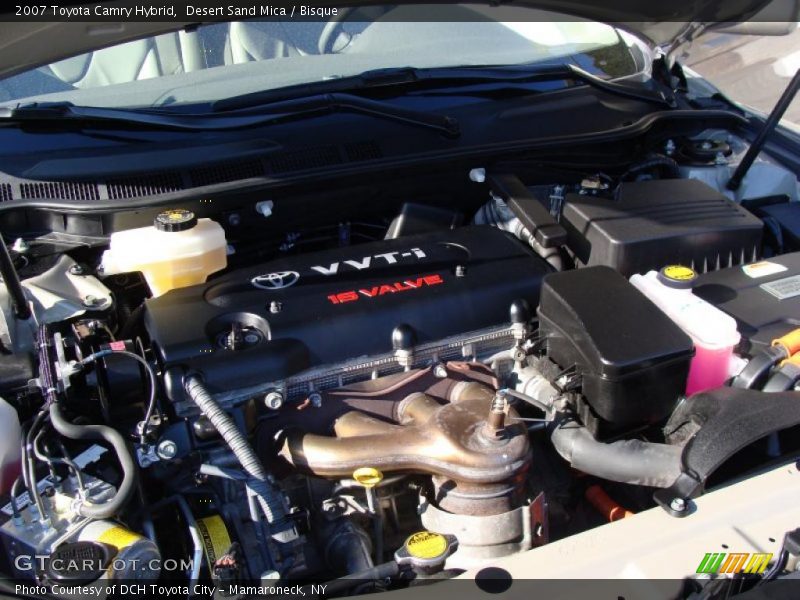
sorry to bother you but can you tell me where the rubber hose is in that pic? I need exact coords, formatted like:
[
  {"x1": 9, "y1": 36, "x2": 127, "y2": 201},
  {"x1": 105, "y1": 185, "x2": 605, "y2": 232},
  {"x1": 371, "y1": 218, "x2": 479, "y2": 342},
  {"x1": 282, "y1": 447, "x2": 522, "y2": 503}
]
[
  {"x1": 732, "y1": 345, "x2": 786, "y2": 389},
  {"x1": 48, "y1": 402, "x2": 136, "y2": 519},
  {"x1": 184, "y1": 375, "x2": 295, "y2": 541},
  {"x1": 762, "y1": 367, "x2": 800, "y2": 392},
  {"x1": 551, "y1": 421, "x2": 682, "y2": 488},
  {"x1": 620, "y1": 154, "x2": 681, "y2": 181}
]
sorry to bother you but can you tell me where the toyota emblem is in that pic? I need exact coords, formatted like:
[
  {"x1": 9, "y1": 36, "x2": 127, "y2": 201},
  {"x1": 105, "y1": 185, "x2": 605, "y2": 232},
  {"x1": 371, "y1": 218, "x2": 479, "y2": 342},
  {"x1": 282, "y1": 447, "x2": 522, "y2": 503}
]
[{"x1": 251, "y1": 271, "x2": 300, "y2": 290}]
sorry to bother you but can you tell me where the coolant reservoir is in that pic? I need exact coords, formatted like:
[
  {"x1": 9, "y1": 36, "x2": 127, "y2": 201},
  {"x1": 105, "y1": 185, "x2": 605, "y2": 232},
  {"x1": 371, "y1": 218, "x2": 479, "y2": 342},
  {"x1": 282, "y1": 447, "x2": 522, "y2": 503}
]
[
  {"x1": 630, "y1": 265, "x2": 741, "y2": 395},
  {"x1": 101, "y1": 209, "x2": 226, "y2": 297},
  {"x1": 0, "y1": 396, "x2": 22, "y2": 495}
]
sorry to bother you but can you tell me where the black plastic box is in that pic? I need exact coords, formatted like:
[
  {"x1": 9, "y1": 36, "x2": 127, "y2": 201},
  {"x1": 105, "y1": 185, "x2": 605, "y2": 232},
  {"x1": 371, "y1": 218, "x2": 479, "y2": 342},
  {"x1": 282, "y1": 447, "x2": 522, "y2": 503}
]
[
  {"x1": 562, "y1": 179, "x2": 763, "y2": 276},
  {"x1": 538, "y1": 267, "x2": 694, "y2": 427}
]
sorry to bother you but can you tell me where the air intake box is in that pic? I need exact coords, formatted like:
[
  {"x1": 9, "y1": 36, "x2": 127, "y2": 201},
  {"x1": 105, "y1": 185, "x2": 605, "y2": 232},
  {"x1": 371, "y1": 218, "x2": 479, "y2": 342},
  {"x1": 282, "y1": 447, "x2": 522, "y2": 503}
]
[
  {"x1": 538, "y1": 267, "x2": 694, "y2": 428},
  {"x1": 562, "y1": 179, "x2": 763, "y2": 276}
]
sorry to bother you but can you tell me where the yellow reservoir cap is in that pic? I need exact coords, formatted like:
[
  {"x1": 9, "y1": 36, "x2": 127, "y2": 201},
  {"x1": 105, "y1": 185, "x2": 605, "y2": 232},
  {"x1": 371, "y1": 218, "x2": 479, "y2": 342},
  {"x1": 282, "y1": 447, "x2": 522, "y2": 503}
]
[
  {"x1": 658, "y1": 265, "x2": 698, "y2": 289},
  {"x1": 154, "y1": 208, "x2": 198, "y2": 232},
  {"x1": 353, "y1": 467, "x2": 384, "y2": 488},
  {"x1": 404, "y1": 531, "x2": 449, "y2": 560},
  {"x1": 773, "y1": 329, "x2": 800, "y2": 356}
]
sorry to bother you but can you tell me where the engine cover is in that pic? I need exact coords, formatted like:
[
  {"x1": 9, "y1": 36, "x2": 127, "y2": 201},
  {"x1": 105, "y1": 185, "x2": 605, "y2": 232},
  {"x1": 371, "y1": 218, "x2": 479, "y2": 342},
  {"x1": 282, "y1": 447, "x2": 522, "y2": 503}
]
[{"x1": 144, "y1": 226, "x2": 550, "y2": 401}]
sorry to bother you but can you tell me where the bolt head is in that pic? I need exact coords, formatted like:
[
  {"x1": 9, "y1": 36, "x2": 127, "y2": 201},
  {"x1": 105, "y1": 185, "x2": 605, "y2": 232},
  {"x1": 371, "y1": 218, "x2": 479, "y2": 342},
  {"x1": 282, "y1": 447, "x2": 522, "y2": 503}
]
[
  {"x1": 156, "y1": 440, "x2": 178, "y2": 460},
  {"x1": 468, "y1": 168, "x2": 486, "y2": 183},
  {"x1": 264, "y1": 391, "x2": 284, "y2": 410},
  {"x1": 308, "y1": 392, "x2": 322, "y2": 408},
  {"x1": 83, "y1": 295, "x2": 106, "y2": 308},
  {"x1": 433, "y1": 364, "x2": 448, "y2": 378},
  {"x1": 670, "y1": 497, "x2": 687, "y2": 512},
  {"x1": 68, "y1": 264, "x2": 85, "y2": 276}
]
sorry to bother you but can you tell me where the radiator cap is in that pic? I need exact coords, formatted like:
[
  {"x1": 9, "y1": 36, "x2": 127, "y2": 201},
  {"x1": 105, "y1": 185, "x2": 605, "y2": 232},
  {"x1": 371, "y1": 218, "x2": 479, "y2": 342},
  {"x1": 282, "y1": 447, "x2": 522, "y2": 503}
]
[{"x1": 395, "y1": 531, "x2": 458, "y2": 573}]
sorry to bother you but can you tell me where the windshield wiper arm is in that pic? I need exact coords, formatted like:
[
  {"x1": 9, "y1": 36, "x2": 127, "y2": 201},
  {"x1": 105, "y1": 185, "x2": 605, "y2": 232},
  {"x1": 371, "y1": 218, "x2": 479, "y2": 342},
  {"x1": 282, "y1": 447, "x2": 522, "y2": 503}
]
[
  {"x1": 214, "y1": 63, "x2": 674, "y2": 112},
  {"x1": 0, "y1": 94, "x2": 460, "y2": 138}
]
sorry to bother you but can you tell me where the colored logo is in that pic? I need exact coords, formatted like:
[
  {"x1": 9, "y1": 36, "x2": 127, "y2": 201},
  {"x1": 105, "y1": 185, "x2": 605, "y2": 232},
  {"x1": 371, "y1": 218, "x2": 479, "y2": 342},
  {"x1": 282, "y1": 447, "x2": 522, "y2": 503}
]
[
  {"x1": 327, "y1": 273, "x2": 444, "y2": 305},
  {"x1": 696, "y1": 552, "x2": 773, "y2": 575}
]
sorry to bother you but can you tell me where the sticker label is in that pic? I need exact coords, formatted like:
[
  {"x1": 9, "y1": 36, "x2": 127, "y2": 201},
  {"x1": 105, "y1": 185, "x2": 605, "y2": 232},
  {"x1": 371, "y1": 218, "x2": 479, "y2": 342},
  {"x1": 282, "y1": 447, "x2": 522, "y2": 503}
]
[
  {"x1": 73, "y1": 444, "x2": 108, "y2": 469},
  {"x1": 742, "y1": 261, "x2": 788, "y2": 279},
  {"x1": 405, "y1": 531, "x2": 447, "y2": 560},
  {"x1": 98, "y1": 526, "x2": 141, "y2": 550},
  {"x1": 197, "y1": 515, "x2": 231, "y2": 566},
  {"x1": 760, "y1": 275, "x2": 800, "y2": 300}
]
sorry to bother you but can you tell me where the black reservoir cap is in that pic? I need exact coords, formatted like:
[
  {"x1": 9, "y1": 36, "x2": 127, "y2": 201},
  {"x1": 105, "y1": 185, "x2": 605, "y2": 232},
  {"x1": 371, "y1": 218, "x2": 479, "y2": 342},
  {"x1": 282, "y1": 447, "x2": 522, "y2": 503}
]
[{"x1": 154, "y1": 209, "x2": 197, "y2": 232}]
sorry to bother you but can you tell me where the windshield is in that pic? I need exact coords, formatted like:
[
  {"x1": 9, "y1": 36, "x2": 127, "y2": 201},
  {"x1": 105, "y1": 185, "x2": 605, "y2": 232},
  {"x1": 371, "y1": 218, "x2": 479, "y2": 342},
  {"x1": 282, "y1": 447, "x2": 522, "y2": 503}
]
[{"x1": 0, "y1": 5, "x2": 648, "y2": 109}]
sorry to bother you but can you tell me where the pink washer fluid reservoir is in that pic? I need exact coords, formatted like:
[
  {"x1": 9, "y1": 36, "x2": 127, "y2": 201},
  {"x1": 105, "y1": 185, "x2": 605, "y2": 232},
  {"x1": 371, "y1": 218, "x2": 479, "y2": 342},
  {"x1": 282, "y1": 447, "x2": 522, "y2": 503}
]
[{"x1": 630, "y1": 266, "x2": 741, "y2": 395}]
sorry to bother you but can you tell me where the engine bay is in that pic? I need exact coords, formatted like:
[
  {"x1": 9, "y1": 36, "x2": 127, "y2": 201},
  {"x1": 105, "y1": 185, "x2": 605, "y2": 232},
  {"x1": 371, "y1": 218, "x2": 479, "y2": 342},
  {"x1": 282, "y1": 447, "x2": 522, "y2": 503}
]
[{"x1": 2, "y1": 128, "x2": 800, "y2": 597}]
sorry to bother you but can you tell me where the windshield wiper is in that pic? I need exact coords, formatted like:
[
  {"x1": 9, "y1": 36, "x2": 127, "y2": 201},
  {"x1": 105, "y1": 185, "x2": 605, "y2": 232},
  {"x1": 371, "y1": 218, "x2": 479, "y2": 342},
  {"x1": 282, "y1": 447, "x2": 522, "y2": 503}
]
[
  {"x1": 214, "y1": 63, "x2": 675, "y2": 112},
  {"x1": 0, "y1": 94, "x2": 460, "y2": 137}
]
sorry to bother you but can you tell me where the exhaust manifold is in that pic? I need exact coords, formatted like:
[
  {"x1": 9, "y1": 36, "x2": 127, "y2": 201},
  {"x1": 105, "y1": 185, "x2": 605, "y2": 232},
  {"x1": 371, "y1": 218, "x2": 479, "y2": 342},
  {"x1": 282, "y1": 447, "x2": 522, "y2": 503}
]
[{"x1": 277, "y1": 376, "x2": 531, "y2": 510}]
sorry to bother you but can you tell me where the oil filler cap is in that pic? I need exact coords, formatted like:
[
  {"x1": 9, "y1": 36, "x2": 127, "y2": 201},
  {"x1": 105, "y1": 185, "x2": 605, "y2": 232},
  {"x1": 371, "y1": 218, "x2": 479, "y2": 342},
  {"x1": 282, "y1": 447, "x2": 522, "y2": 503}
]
[
  {"x1": 395, "y1": 531, "x2": 458, "y2": 573},
  {"x1": 154, "y1": 208, "x2": 198, "y2": 232},
  {"x1": 657, "y1": 265, "x2": 698, "y2": 289}
]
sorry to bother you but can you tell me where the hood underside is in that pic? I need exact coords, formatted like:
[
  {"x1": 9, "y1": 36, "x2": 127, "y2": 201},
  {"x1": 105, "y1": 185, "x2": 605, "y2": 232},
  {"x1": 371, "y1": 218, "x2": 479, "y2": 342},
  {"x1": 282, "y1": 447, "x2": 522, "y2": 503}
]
[{"x1": 0, "y1": 0, "x2": 791, "y2": 81}]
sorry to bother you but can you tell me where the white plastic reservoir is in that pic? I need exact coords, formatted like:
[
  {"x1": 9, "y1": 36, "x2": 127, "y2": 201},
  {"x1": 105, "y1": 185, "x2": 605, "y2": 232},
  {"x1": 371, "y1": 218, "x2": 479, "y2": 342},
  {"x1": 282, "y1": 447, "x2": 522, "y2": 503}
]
[
  {"x1": 101, "y1": 209, "x2": 226, "y2": 297},
  {"x1": 0, "y1": 396, "x2": 22, "y2": 495},
  {"x1": 630, "y1": 266, "x2": 741, "y2": 395}
]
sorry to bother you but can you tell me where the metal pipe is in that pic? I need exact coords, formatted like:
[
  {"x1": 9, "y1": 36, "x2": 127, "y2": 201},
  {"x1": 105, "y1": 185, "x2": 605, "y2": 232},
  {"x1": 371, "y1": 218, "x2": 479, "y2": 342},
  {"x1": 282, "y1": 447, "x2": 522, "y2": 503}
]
[
  {"x1": 333, "y1": 412, "x2": 402, "y2": 438},
  {"x1": 279, "y1": 386, "x2": 530, "y2": 483},
  {"x1": 727, "y1": 68, "x2": 800, "y2": 191},
  {"x1": 363, "y1": 488, "x2": 382, "y2": 563},
  {"x1": 0, "y1": 232, "x2": 30, "y2": 320}
]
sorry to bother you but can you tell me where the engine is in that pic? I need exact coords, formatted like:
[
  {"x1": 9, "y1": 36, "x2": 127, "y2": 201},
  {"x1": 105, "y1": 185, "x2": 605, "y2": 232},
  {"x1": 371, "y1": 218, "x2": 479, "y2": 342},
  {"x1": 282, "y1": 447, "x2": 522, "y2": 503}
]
[
  {"x1": 2, "y1": 156, "x2": 800, "y2": 597},
  {"x1": 144, "y1": 225, "x2": 550, "y2": 413}
]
